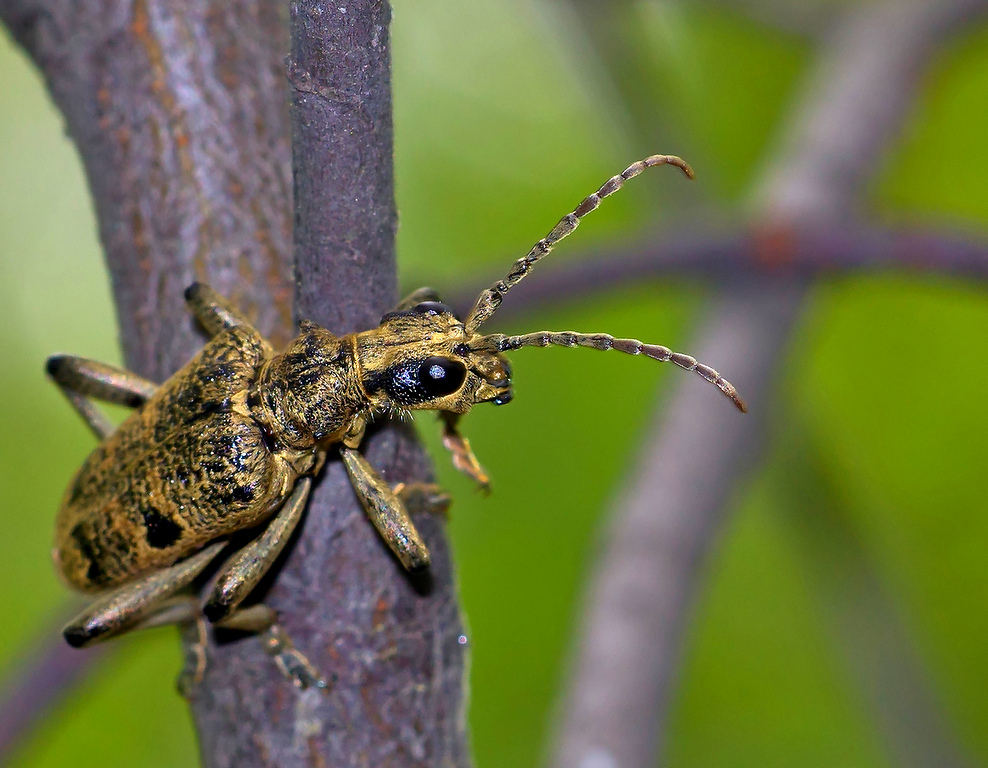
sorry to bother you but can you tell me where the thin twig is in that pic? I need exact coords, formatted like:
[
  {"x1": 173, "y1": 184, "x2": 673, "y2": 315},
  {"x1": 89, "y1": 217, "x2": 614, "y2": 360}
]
[{"x1": 444, "y1": 223, "x2": 988, "y2": 320}]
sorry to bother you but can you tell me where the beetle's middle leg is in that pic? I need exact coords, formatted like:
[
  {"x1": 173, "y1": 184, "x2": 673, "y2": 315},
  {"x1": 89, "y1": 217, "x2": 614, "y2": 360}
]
[
  {"x1": 341, "y1": 448, "x2": 431, "y2": 571},
  {"x1": 46, "y1": 355, "x2": 158, "y2": 440}
]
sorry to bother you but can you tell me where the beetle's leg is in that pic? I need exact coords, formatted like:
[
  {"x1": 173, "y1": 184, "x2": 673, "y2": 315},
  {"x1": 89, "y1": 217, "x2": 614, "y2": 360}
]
[
  {"x1": 46, "y1": 355, "x2": 158, "y2": 439},
  {"x1": 439, "y1": 412, "x2": 491, "y2": 491},
  {"x1": 184, "y1": 282, "x2": 258, "y2": 337},
  {"x1": 341, "y1": 448, "x2": 431, "y2": 571},
  {"x1": 261, "y1": 622, "x2": 329, "y2": 691},
  {"x1": 62, "y1": 541, "x2": 227, "y2": 647},
  {"x1": 213, "y1": 608, "x2": 328, "y2": 690},
  {"x1": 392, "y1": 287, "x2": 442, "y2": 313},
  {"x1": 203, "y1": 477, "x2": 312, "y2": 622},
  {"x1": 172, "y1": 604, "x2": 328, "y2": 694},
  {"x1": 392, "y1": 481, "x2": 452, "y2": 517}
]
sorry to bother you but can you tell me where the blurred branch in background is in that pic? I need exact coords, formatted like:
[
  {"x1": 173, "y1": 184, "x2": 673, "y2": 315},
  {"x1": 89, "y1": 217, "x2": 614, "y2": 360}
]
[
  {"x1": 448, "y1": 223, "x2": 988, "y2": 318},
  {"x1": 696, "y1": 0, "x2": 837, "y2": 37},
  {"x1": 777, "y1": 428, "x2": 971, "y2": 768},
  {"x1": 548, "y1": 1, "x2": 988, "y2": 768},
  {"x1": 0, "y1": 631, "x2": 105, "y2": 759}
]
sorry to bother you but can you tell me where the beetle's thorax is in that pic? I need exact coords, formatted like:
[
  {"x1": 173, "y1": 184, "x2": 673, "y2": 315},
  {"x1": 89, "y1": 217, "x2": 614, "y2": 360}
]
[{"x1": 248, "y1": 326, "x2": 366, "y2": 449}]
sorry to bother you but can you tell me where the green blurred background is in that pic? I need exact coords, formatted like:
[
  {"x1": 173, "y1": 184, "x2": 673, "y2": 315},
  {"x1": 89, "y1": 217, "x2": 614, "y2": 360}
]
[{"x1": 2, "y1": 1, "x2": 988, "y2": 766}]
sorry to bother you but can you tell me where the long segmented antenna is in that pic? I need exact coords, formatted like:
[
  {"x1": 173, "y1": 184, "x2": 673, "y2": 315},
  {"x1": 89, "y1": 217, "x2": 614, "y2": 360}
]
[
  {"x1": 471, "y1": 330, "x2": 747, "y2": 412},
  {"x1": 464, "y1": 154, "x2": 694, "y2": 333}
]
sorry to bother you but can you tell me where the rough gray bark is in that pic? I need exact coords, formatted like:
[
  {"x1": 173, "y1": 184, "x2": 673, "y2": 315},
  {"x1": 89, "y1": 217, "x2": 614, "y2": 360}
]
[
  {"x1": 0, "y1": 0, "x2": 468, "y2": 766},
  {"x1": 190, "y1": 4, "x2": 469, "y2": 766},
  {"x1": 0, "y1": 0, "x2": 296, "y2": 375}
]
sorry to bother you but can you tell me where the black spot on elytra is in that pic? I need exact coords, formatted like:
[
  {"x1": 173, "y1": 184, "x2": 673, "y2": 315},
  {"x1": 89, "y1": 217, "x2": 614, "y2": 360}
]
[
  {"x1": 67, "y1": 475, "x2": 86, "y2": 505},
  {"x1": 142, "y1": 509, "x2": 182, "y2": 549},
  {"x1": 231, "y1": 484, "x2": 255, "y2": 504},
  {"x1": 70, "y1": 523, "x2": 105, "y2": 585},
  {"x1": 200, "y1": 458, "x2": 227, "y2": 475}
]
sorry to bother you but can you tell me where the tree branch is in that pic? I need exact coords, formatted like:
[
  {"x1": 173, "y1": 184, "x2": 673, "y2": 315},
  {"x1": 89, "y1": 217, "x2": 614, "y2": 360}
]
[
  {"x1": 190, "y1": 3, "x2": 469, "y2": 766},
  {"x1": 0, "y1": 0, "x2": 467, "y2": 766},
  {"x1": 445, "y1": 223, "x2": 988, "y2": 320},
  {"x1": 548, "y1": 2, "x2": 988, "y2": 767}
]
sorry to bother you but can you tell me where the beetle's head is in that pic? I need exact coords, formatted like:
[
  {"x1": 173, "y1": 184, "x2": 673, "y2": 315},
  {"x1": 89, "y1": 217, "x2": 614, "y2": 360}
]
[{"x1": 355, "y1": 300, "x2": 513, "y2": 415}]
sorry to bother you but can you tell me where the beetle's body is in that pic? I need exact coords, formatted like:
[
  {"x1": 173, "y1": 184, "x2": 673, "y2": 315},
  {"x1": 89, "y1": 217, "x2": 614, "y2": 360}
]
[
  {"x1": 56, "y1": 326, "x2": 304, "y2": 592},
  {"x1": 48, "y1": 155, "x2": 746, "y2": 688}
]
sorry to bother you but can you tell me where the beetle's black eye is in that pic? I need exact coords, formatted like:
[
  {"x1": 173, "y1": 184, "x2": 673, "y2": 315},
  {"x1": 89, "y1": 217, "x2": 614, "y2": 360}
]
[
  {"x1": 418, "y1": 356, "x2": 467, "y2": 398},
  {"x1": 379, "y1": 301, "x2": 458, "y2": 325},
  {"x1": 378, "y1": 356, "x2": 468, "y2": 406},
  {"x1": 412, "y1": 301, "x2": 454, "y2": 316}
]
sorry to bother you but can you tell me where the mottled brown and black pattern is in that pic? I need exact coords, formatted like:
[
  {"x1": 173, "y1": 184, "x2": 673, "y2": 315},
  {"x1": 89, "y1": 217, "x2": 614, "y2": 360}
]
[
  {"x1": 248, "y1": 326, "x2": 366, "y2": 450},
  {"x1": 55, "y1": 326, "x2": 313, "y2": 591}
]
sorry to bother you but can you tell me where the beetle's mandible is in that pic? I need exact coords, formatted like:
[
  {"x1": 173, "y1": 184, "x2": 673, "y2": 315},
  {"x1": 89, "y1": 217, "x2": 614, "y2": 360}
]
[{"x1": 49, "y1": 155, "x2": 746, "y2": 687}]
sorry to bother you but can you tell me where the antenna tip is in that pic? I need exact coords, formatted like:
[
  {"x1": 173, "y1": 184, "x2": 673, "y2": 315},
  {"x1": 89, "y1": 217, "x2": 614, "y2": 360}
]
[
  {"x1": 719, "y1": 380, "x2": 747, "y2": 412},
  {"x1": 644, "y1": 154, "x2": 695, "y2": 180}
]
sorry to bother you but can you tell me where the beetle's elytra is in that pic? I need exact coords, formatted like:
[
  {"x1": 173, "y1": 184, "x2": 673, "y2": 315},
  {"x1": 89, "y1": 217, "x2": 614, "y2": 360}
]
[{"x1": 49, "y1": 155, "x2": 745, "y2": 687}]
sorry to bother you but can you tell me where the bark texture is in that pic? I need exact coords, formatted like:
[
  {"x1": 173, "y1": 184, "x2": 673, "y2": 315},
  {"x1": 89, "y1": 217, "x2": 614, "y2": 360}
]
[{"x1": 0, "y1": 0, "x2": 468, "y2": 766}]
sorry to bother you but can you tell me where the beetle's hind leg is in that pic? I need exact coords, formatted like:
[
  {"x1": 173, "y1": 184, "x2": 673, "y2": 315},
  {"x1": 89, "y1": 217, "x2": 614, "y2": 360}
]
[
  {"x1": 184, "y1": 282, "x2": 259, "y2": 338},
  {"x1": 204, "y1": 478, "x2": 312, "y2": 622},
  {"x1": 62, "y1": 541, "x2": 227, "y2": 648},
  {"x1": 172, "y1": 605, "x2": 327, "y2": 695},
  {"x1": 199, "y1": 478, "x2": 327, "y2": 691},
  {"x1": 46, "y1": 355, "x2": 158, "y2": 439}
]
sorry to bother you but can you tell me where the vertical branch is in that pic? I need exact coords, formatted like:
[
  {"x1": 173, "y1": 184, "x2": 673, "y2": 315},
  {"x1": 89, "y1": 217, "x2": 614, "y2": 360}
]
[
  {"x1": 190, "y1": 3, "x2": 470, "y2": 767},
  {"x1": 0, "y1": 0, "x2": 469, "y2": 765}
]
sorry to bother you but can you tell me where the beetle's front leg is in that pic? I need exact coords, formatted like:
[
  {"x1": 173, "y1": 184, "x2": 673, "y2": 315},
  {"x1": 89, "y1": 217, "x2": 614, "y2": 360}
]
[
  {"x1": 440, "y1": 411, "x2": 491, "y2": 491},
  {"x1": 184, "y1": 282, "x2": 259, "y2": 338},
  {"x1": 341, "y1": 447, "x2": 431, "y2": 571}
]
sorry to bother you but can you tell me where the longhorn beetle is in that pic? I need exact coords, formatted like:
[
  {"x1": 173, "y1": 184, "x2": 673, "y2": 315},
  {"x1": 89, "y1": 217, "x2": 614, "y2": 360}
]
[{"x1": 49, "y1": 155, "x2": 746, "y2": 688}]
